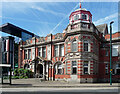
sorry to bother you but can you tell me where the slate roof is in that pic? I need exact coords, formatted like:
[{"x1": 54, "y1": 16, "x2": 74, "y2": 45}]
[{"x1": 96, "y1": 24, "x2": 107, "y2": 34}]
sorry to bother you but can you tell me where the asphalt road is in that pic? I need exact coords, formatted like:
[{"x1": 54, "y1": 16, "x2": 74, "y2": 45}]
[{"x1": 1, "y1": 87, "x2": 119, "y2": 93}]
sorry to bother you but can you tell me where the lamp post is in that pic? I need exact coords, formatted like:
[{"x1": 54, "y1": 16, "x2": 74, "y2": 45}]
[{"x1": 110, "y1": 21, "x2": 114, "y2": 85}]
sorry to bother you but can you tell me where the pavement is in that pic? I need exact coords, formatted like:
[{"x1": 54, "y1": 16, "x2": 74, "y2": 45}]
[
  {"x1": 1, "y1": 79, "x2": 120, "y2": 93},
  {"x1": 1, "y1": 78, "x2": 120, "y2": 88}
]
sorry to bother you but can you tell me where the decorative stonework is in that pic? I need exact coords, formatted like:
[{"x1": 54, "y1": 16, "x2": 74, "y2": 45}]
[
  {"x1": 25, "y1": 39, "x2": 31, "y2": 45},
  {"x1": 54, "y1": 33, "x2": 63, "y2": 40},
  {"x1": 78, "y1": 35, "x2": 83, "y2": 41},
  {"x1": 38, "y1": 37, "x2": 45, "y2": 42}
]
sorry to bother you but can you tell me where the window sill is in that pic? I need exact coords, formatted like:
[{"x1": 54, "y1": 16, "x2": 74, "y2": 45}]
[
  {"x1": 83, "y1": 74, "x2": 90, "y2": 75},
  {"x1": 55, "y1": 74, "x2": 64, "y2": 75}
]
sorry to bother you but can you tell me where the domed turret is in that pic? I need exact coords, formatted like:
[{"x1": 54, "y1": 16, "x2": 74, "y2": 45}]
[{"x1": 69, "y1": 3, "x2": 92, "y2": 24}]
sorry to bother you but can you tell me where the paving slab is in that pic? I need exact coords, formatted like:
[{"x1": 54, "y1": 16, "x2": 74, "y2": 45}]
[{"x1": 1, "y1": 78, "x2": 120, "y2": 88}]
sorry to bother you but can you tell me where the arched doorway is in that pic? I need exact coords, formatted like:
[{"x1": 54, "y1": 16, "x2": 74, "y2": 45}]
[
  {"x1": 37, "y1": 64, "x2": 43, "y2": 78},
  {"x1": 24, "y1": 64, "x2": 29, "y2": 69}
]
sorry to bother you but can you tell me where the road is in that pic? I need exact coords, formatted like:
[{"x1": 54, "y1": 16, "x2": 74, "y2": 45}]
[{"x1": 1, "y1": 87, "x2": 119, "y2": 93}]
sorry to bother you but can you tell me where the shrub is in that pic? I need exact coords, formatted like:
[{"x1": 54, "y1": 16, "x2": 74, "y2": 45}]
[
  {"x1": 24, "y1": 76, "x2": 28, "y2": 79},
  {"x1": 13, "y1": 68, "x2": 33, "y2": 79},
  {"x1": 19, "y1": 76, "x2": 24, "y2": 79},
  {"x1": 12, "y1": 76, "x2": 19, "y2": 79},
  {"x1": 14, "y1": 69, "x2": 19, "y2": 76}
]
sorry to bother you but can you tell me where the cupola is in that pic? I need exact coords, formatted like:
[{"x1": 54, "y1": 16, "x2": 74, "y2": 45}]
[{"x1": 69, "y1": 2, "x2": 92, "y2": 24}]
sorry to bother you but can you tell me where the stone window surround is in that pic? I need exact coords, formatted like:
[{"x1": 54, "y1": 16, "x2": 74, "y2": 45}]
[
  {"x1": 28, "y1": 49, "x2": 31, "y2": 59},
  {"x1": 81, "y1": 13, "x2": 88, "y2": 20},
  {"x1": 70, "y1": 38, "x2": 78, "y2": 53},
  {"x1": 54, "y1": 62, "x2": 64, "y2": 75},
  {"x1": 105, "y1": 63, "x2": 108, "y2": 75},
  {"x1": 71, "y1": 61, "x2": 77, "y2": 74},
  {"x1": 71, "y1": 40, "x2": 77, "y2": 52},
  {"x1": 83, "y1": 40, "x2": 91, "y2": 52},
  {"x1": 23, "y1": 48, "x2": 32, "y2": 60},
  {"x1": 112, "y1": 63, "x2": 120, "y2": 75},
  {"x1": 60, "y1": 44, "x2": 64, "y2": 57},
  {"x1": 24, "y1": 50, "x2": 28, "y2": 60},
  {"x1": 38, "y1": 47, "x2": 42, "y2": 57},
  {"x1": 38, "y1": 45, "x2": 46, "y2": 58},
  {"x1": 54, "y1": 43, "x2": 64, "y2": 57},
  {"x1": 54, "y1": 45, "x2": 59, "y2": 57},
  {"x1": 42, "y1": 47, "x2": 46, "y2": 58},
  {"x1": 104, "y1": 62, "x2": 120, "y2": 75},
  {"x1": 82, "y1": 61, "x2": 90, "y2": 75},
  {"x1": 70, "y1": 13, "x2": 90, "y2": 21},
  {"x1": 70, "y1": 59, "x2": 78, "y2": 75}
]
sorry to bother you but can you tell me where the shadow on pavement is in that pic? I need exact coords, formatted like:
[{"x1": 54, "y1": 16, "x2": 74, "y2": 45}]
[{"x1": 2, "y1": 84, "x2": 32, "y2": 88}]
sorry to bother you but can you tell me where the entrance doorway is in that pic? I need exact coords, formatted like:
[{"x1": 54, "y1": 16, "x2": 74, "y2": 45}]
[{"x1": 37, "y1": 64, "x2": 43, "y2": 78}]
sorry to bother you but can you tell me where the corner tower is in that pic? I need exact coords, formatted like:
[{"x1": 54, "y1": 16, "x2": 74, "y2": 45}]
[
  {"x1": 64, "y1": 2, "x2": 100, "y2": 83},
  {"x1": 69, "y1": 3, "x2": 92, "y2": 25}
]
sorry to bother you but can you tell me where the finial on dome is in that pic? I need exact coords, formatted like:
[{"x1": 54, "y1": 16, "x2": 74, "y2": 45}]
[{"x1": 80, "y1": 0, "x2": 82, "y2": 8}]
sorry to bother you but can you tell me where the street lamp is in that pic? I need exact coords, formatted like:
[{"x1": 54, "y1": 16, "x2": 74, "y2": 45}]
[{"x1": 110, "y1": 21, "x2": 114, "y2": 85}]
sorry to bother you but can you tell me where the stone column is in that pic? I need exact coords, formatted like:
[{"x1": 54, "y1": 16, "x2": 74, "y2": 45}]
[{"x1": 43, "y1": 63, "x2": 45, "y2": 80}]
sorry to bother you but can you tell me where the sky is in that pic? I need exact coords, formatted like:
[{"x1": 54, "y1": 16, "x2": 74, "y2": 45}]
[{"x1": 0, "y1": 1, "x2": 119, "y2": 40}]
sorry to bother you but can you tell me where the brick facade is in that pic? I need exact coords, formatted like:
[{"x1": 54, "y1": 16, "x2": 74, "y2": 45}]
[{"x1": 18, "y1": 7, "x2": 120, "y2": 83}]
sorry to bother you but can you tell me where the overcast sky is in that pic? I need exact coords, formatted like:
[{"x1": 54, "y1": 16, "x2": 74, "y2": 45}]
[{"x1": 0, "y1": 2, "x2": 118, "y2": 38}]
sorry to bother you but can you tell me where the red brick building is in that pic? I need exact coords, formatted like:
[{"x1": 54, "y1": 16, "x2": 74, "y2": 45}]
[{"x1": 18, "y1": 5, "x2": 120, "y2": 83}]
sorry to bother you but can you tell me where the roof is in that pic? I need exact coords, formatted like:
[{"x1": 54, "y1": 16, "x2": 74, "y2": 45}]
[
  {"x1": 0, "y1": 23, "x2": 39, "y2": 41},
  {"x1": 75, "y1": 8, "x2": 87, "y2": 11},
  {"x1": 96, "y1": 24, "x2": 108, "y2": 34}
]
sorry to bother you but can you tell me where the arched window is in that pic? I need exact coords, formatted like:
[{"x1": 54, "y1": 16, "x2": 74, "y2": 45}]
[
  {"x1": 74, "y1": 15, "x2": 79, "y2": 21},
  {"x1": 82, "y1": 14, "x2": 87, "y2": 20},
  {"x1": 72, "y1": 40, "x2": 77, "y2": 52},
  {"x1": 54, "y1": 63, "x2": 63, "y2": 75},
  {"x1": 84, "y1": 40, "x2": 90, "y2": 52}
]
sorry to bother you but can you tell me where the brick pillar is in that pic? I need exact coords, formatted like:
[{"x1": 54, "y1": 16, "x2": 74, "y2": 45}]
[
  {"x1": 77, "y1": 60, "x2": 83, "y2": 75},
  {"x1": 78, "y1": 42, "x2": 83, "y2": 52},
  {"x1": 22, "y1": 50, "x2": 24, "y2": 61},
  {"x1": 67, "y1": 60, "x2": 71, "y2": 74},
  {"x1": 36, "y1": 47, "x2": 38, "y2": 57},
  {"x1": 64, "y1": 43, "x2": 65, "y2": 55},
  {"x1": 90, "y1": 61, "x2": 94, "y2": 74},
  {"x1": 52, "y1": 45, "x2": 54, "y2": 57}
]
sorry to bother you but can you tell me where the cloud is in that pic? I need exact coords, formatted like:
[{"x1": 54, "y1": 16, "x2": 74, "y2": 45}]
[
  {"x1": 31, "y1": 6, "x2": 65, "y2": 17},
  {"x1": 94, "y1": 13, "x2": 118, "y2": 25}
]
